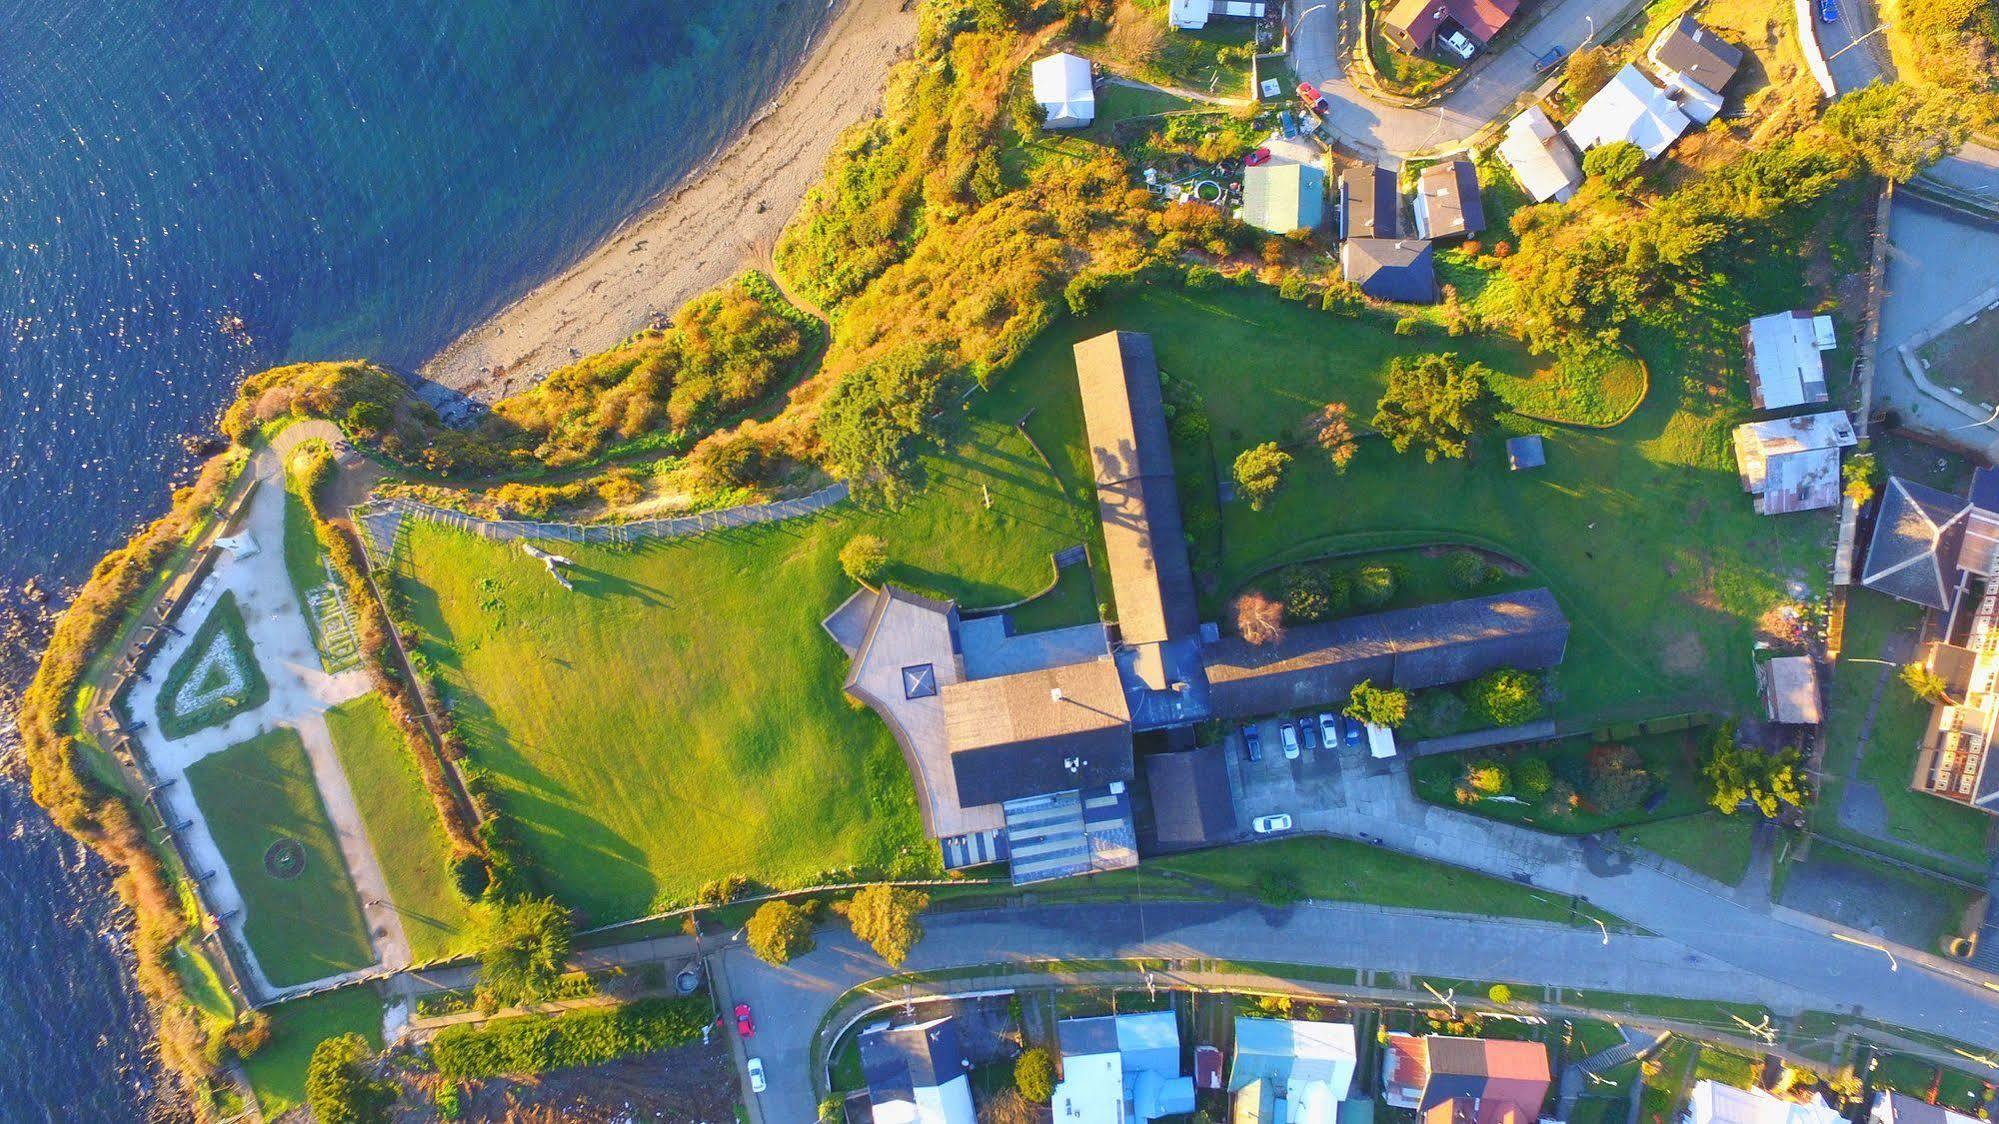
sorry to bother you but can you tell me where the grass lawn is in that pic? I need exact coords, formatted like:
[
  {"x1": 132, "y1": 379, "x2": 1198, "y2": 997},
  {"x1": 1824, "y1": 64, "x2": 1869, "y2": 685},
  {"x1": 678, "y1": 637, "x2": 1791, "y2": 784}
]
[
  {"x1": 1090, "y1": 0, "x2": 1257, "y2": 95},
  {"x1": 1640, "y1": 1037, "x2": 1700, "y2": 1124},
  {"x1": 1483, "y1": 348, "x2": 1650, "y2": 428},
  {"x1": 1410, "y1": 729, "x2": 1712, "y2": 834},
  {"x1": 185, "y1": 727, "x2": 375, "y2": 986},
  {"x1": 395, "y1": 380, "x2": 1104, "y2": 923},
  {"x1": 997, "y1": 285, "x2": 1830, "y2": 723},
  {"x1": 240, "y1": 987, "x2": 383, "y2": 1118},
  {"x1": 1692, "y1": 1043, "x2": 1762, "y2": 1087},
  {"x1": 1367, "y1": 24, "x2": 1458, "y2": 96},
  {"x1": 156, "y1": 591, "x2": 269, "y2": 740},
  {"x1": 323, "y1": 693, "x2": 477, "y2": 962},
  {"x1": 1006, "y1": 557, "x2": 1104, "y2": 634},
  {"x1": 1624, "y1": 814, "x2": 1756, "y2": 885}
]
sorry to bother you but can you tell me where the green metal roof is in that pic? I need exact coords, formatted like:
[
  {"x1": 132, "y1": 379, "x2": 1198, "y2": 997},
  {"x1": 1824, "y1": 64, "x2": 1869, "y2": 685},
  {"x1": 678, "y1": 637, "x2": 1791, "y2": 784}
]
[{"x1": 1243, "y1": 162, "x2": 1326, "y2": 234}]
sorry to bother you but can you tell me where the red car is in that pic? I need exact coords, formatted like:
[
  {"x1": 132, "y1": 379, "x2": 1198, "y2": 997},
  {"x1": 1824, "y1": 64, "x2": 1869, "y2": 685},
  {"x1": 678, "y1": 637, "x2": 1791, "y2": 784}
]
[
  {"x1": 1297, "y1": 81, "x2": 1331, "y2": 115},
  {"x1": 1245, "y1": 147, "x2": 1272, "y2": 167},
  {"x1": 735, "y1": 1002, "x2": 755, "y2": 1038}
]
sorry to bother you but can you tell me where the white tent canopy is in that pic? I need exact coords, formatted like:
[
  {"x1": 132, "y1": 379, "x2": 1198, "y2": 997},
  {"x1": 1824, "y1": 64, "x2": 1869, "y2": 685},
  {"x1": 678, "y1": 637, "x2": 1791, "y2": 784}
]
[{"x1": 1032, "y1": 52, "x2": 1096, "y2": 129}]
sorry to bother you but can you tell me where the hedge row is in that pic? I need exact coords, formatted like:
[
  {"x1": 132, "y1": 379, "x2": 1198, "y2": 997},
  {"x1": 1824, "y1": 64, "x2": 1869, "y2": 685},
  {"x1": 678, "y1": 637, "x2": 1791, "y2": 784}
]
[{"x1": 431, "y1": 997, "x2": 712, "y2": 1079}]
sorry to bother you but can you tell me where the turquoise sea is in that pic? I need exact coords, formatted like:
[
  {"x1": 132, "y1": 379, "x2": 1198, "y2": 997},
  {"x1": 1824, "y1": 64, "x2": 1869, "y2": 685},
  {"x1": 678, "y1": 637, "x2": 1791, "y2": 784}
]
[{"x1": 0, "y1": 1, "x2": 835, "y2": 1115}]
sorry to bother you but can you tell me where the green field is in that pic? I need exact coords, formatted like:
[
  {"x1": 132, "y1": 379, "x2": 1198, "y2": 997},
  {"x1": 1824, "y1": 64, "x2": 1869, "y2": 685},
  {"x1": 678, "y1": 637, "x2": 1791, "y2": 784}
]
[
  {"x1": 156, "y1": 591, "x2": 268, "y2": 740},
  {"x1": 395, "y1": 387, "x2": 1103, "y2": 922},
  {"x1": 999, "y1": 285, "x2": 1825, "y2": 721},
  {"x1": 1625, "y1": 814, "x2": 1757, "y2": 885},
  {"x1": 324, "y1": 694, "x2": 476, "y2": 962},
  {"x1": 241, "y1": 987, "x2": 384, "y2": 1117},
  {"x1": 185, "y1": 727, "x2": 375, "y2": 986}
]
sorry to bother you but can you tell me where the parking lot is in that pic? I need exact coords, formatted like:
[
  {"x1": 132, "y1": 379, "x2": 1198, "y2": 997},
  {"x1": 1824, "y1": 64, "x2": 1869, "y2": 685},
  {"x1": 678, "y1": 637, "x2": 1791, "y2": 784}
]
[{"x1": 1221, "y1": 713, "x2": 1399, "y2": 837}]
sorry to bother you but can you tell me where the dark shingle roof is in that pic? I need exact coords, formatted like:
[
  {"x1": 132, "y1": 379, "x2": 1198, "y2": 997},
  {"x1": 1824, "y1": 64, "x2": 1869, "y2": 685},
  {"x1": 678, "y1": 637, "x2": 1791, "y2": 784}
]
[
  {"x1": 1340, "y1": 167, "x2": 1400, "y2": 240},
  {"x1": 1140, "y1": 745, "x2": 1239, "y2": 851},
  {"x1": 1418, "y1": 161, "x2": 1485, "y2": 239},
  {"x1": 943, "y1": 659, "x2": 1134, "y2": 807},
  {"x1": 1343, "y1": 238, "x2": 1436, "y2": 303},
  {"x1": 861, "y1": 1016, "x2": 966, "y2": 1107},
  {"x1": 1861, "y1": 476, "x2": 1970, "y2": 610},
  {"x1": 1205, "y1": 589, "x2": 1569, "y2": 719},
  {"x1": 1652, "y1": 15, "x2": 1744, "y2": 92}
]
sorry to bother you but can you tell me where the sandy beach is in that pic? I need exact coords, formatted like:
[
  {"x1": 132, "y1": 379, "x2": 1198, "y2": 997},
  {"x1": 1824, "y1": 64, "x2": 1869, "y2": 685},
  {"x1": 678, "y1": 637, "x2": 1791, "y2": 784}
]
[{"x1": 416, "y1": 0, "x2": 919, "y2": 402}]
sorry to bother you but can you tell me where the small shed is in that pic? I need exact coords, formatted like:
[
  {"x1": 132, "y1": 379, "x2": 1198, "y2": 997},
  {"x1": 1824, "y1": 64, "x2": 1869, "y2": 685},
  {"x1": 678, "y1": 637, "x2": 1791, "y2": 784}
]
[
  {"x1": 1731, "y1": 411, "x2": 1857, "y2": 515},
  {"x1": 1243, "y1": 162, "x2": 1327, "y2": 235},
  {"x1": 1759, "y1": 656, "x2": 1823, "y2": 726},
  {"x1": 1506, "y1": 434, "x2": 1546, "y2": 471},
  {"x1": 1031, "y1": 52, "x2": 1095, "y2": 129},
  {"x1": 1743, "y1": 310, "x2": 1833, "y2": 409}
]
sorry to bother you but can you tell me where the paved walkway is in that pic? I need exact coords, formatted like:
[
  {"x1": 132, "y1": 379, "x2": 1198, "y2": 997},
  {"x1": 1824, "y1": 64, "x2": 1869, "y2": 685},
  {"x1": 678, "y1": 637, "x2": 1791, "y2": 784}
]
[{"x1": 131, "y1": 425, "x2": 409, "y2": 994}]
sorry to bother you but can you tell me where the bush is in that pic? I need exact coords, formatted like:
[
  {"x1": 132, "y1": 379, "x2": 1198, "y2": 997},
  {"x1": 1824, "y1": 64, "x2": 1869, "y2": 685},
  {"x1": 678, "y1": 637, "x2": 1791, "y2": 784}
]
[
  {"x1": 1321, "y1": 281, "x2": 1365, "y2": 316},
  {"x1": 840, "y1": 534, "x2": 891, "y2": 588},
  {"x1": 1465, "y1": 668, "x2": 1545, "y2": 727},
  {"x1": 746, "y1": 900, "x2": 816, "y2": 965},
  {"x1": 1394, "y1": 317, "x2": 1422, "y2": 336},
  {"x1": 1582, "y1": 140, "x2": 1645, "y2": 189},
  {"x1": 1185, "y1": 264, "x2": 1223, "y2": 290},
  {"x1": 1446, "y1": 550, "x2": 1490, "y2": 591},
  {"x1": 1065, "y1": 272, "x2": 1109, "y2": 315},
  {"x1": 1279, "y1": 274, "x2": 1312, "y2": 302},
  {"x1": 1513, "y1": 757, "x2": 1553, "y2": 799},
  {"x1": 1278, "y1": 566, "x2": 1345, "y2": 622},
  {"x1": 1344, "y1": 679, "x2": 1409, "y2": 728},
  {"x1": 1466, "y1": 760, "x2": 1510, "y2": 796},
  {"x1": 432, "y1": 998, "x2": 712, "y2": 1079},
  {"x1": 1016, "y1": 1047, "x2": 1056, "y2": 1101},
  {"x1": 306, "y1": 1032, "x2": 394, "y2": 1124},
  {"x1": 1583, "y1": 743, "x2": 1651, "y2": 814},
  {"x1": 450, "y1": 852, "x2": 491, "y2": 902},
  {"x1": 1233, "y1": 442, "x2": 1293, "y2": 511},
  {"x1": 1352, "y1": 564, "x2": 1397, "y2": 607}
]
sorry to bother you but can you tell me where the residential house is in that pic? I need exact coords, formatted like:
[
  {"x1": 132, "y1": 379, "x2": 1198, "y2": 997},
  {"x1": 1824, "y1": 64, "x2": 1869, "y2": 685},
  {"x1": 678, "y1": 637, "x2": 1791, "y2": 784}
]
[
  {"x1": 1382, "y1": 1035, "x2": 1551, "y2": 1124},
  {"x1": 858, "y1": 1016, "x2": 977, "y2": 1124},
  {"x1": 1230, "y1": 1018, "x2": 1358, "y2": 1124},
  {"x1": 1730, "y1": 410, "x2": 1858, "y2": 515},
  {"x1": 1872, "y1": 1091, "x2": 1984, "y2": 1124},
  {"x1": 1861, "y1": 469, "x2": 1999, "y2": 812},
  {"x1": 1648, "y1": 15, "x2": 1744, "y2": 122},
  {"x1": 1244, "y1": 161, "x2": 1327, "y2": 235},
  {"x1": 1562, "y1": 64, "x2": 1691, "y2": 160},
  {"x1": 1031, "y1": 52, "x2": 1095, "y2": 129},
  {"x1": 1758, "y1": 655, "x2": 1823, "y2": 725},
  {"x1": 1169, "y1": 0, "x2": 1267, "y2": 30},
  {"x1": 1054, "y1": 1011, "x2": 1198, "y2": 1123},
  {"x1": 1341, "y1": 238, "x2": 1436, "y2": 303},
  {"x1": 1339, "y1": 166, "x2": 1400, "y2": 240},
  {"x1": 1379, "y1": 0, "x2": 1520, "y2": 57},
  {"x1": 1686, "y1": 1081, "x2": 1845, "y2": 1124},
  {"x1": 1743, "y1": 310, "x2": 1836, "y2": 410},
  {"x1": 1498, "y1": 106, "x2": 1583, "y2": 203},
  {"x1": 1414, "y1": 160, "x2": 1485, "y2": 240}
]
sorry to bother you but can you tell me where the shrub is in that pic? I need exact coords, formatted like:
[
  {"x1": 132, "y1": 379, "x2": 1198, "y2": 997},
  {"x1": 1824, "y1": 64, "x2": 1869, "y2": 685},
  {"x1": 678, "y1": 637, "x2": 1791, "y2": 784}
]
[
  {"x1": 840, "y1": 534, "x2": 892, "y2": 588},
  {"x1": 1446, "y1": 550, "x2": 1490, "y2": 591},
  {"x1": 1311, "y1": 402, "x2": 1357, "y2": 473},
  {"x1": 474, "y1": 897, "x2": 574, "y2": 1013},
  {"x1": 1279, "y1": 273, "x2": 1312, "y2": 302},
  {"x1": 1582, "y1": 140, "x2": 1645, "y2": 189},
  {"x1": 1065, "y1": 272, "x2": 1109, "y2": 315},
  {"x1": 1583, "y1": 743, "x2": 1651, "y2": 814},
  {"x1": 1466, "y1": 760, "x2": 1510, "y2": 796},
  {"x1": 1488, "y1": 984, "x2": 1513, "y2": 1004},
  {"x1": 1321, "y1": 281, "x2": 1364, "y2": 316},
  {"x1": 1466, "y1": 668, "x2": 1545, "y2": 726},
  {"x1": 1394, "y1": 317, "x2": 1422, "y2": 336},
  {"x1": 431, "y1": 998, "x2": 712, "y2": 1079},
  {"x1": 1234, "y1": 591, "x2": 1287, "y2": 645},
  {"x1": 1351, "y1": 564, "x2": 1397, "y2": 607},
  {"x1": 1278, "y1": 566, "x2": 1342, "y2": 622},
  {"x1": 1512, "y1": 757, "x2": 1553, "y2": 799},
  {"x1": 1016, "y1": 1047, "x2": 1057, "y2": 1101},
  {"x1": 1185, "y1": 264, "x2": 1223, "y2": 290},
  {"x1": 1344, "y1": 679, "x2": 1409, "y2": 728},
  {"x1": 223, "y1": 1012, "x2": 271, "y2": 1060},
  {"x1": 306, "y1": 1032, "x2": 393, "y2": 1124},
  {"x1": 1233, "y1": 442, "x2": 1293, "y2": 511},
  {"x1": 450, "y1": 852, "x2": 491, "y2": 902},
  {"x1": 746, "y1": 900, "x2": 816, "y2": 965}
]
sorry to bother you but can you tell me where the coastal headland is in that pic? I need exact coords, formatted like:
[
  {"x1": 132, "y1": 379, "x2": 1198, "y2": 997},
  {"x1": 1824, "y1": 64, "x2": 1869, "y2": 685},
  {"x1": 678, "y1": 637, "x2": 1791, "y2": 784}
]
[{"x1": 416, "y1": 0, "x2": 920, "y2": 402}]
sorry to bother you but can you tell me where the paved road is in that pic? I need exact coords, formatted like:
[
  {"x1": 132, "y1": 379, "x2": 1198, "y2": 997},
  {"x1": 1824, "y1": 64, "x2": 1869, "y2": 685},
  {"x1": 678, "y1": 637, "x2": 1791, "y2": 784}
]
[{"x1": 1815, "y1": 0, "x2": 1894, "y2": 93}]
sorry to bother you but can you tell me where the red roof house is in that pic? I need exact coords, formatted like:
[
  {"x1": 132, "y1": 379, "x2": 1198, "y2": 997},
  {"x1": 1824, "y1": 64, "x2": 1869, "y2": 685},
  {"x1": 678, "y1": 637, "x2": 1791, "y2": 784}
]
[{"x1": 1382, "y1": 1035, "x2": 1552, "y2": 1124}]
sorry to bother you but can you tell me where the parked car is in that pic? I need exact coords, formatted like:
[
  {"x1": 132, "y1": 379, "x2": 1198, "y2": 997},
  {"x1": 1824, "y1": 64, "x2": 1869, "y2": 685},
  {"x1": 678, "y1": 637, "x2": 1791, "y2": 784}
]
[
  {"x1": 747, "y1": 1057, "x2": 767, "y2": 1093},
  {"x1": 1280, "y1": 109, "x2": 1298, "y2": 138},
  {"x1": 1441, "y1": 28, "x2": 1479, "y2": 60},
  {"x1": 1298, "y1": 717, "x2": 1317, "y2": 751},
  {"x1": 1241, "y1": 724, "x2": 1263, "y2": 763},
  {"x1": 1280, "y1": 723, "x2": 1301, "y2": 760},
  {"x1": 1534, "y1": 44, "x2": 1567, "y2": 73},
  {"x1": 1342, "y1": 715, "x2": 1363, "y2": 748},
  {"x1": 1245, "y1": 146, "x2": 1273, "y2": 167},
  {"x1": 1297, "y1": 81, "x2": 1330, "y2": 115},
  {"x1": 1252, "y1": 813, "x2": 1295, "y2": 834},
  {"x1": 1817, "y1": 0, "x2": 1839, "y2": 21},
  {"x1": 735, "y1": 1003, "x2": 755, "y2": 1038},
  {"x1": 1318, "y1": 712, "x2": 1341, "y2": 748}
]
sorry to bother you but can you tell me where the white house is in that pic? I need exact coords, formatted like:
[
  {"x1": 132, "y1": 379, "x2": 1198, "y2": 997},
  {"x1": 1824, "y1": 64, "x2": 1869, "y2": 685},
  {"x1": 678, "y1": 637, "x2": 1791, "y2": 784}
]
[
  {"x1": 1562, "y1": 64, "x2": 1691, "y2": 160},
  {"x1": 859, "y1": 1016, "x2": 978, "y2": 1124},
  {"x1": 1053, "y1": 1011, "x2": 1197, "y2": 1123},
  {"x1": 1498, "y1": 105, "x2": 1583, "y2": 203},
  {"x1": 1031, "y1": 52, "x2": 1096, "y2": 129},
  {"x1": 1743, "y1": 310, "x2": 1836, "y2": 409},
  {"x1": 1686, "y1": 1081, "x2": 1845, "y2": 1124},
  {"x1": 1229, "y1": 1017, "x2": 1358, "y2": 1123}
]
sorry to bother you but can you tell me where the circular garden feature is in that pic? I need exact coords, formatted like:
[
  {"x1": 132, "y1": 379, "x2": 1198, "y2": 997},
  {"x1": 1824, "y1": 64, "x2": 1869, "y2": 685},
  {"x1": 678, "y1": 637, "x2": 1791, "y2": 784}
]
[{"x1": 263, "y1": 837, "x2": 307, "y2": 881}]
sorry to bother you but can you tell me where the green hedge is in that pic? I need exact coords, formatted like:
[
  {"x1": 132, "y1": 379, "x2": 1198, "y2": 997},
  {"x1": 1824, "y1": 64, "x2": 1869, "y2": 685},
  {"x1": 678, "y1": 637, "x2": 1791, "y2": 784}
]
[
  {"x1": 157, "y1": 591, "x2": 269, "y2": 740},
  {"x1": 431, "y1": 997, "x2": 711, "y2": 1079}
]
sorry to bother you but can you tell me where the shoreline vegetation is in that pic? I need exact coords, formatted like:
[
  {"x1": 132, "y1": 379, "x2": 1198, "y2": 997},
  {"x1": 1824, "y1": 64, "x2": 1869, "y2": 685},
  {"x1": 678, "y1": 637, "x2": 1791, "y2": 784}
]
[{"x1": 15, "y1": 0, "x2": 1982, "y2": 1113}]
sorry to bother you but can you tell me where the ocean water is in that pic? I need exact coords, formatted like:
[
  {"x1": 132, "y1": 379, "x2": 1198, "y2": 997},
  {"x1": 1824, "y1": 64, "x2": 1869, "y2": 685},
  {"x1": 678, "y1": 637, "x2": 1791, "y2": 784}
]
[{"x1": 0, "y1": 1, "x2": 836, "y2": 1116}]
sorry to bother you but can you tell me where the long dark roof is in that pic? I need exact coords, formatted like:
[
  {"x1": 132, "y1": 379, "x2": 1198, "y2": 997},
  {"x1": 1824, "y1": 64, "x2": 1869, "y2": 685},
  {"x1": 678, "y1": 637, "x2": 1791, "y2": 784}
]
[
  {"x1": 1074, "y1": 330, "x2": 1201, "y2": 646},
  {"x1": 1861, "y1": 476, "x2": 1970, "y2": 610},
  {"x1": 1140, "y1": 745, "x2": 1239, "y2": 851},
  {"x1": 1343, "y1": 238, "x2": 1436, "y2": 303},
  {"x1": 861, "y1": 1016, "x2": 966, "y2": 1106},
  {"x1": 1340, "y1": 166, "x2": 1400, "y2": 240},
  {"x1": 944, "y1": 659, "x2": 1134, "y2": 807},
  {"x1": 1204, "y1": 589, "x2": 1570, "y2": 719}
]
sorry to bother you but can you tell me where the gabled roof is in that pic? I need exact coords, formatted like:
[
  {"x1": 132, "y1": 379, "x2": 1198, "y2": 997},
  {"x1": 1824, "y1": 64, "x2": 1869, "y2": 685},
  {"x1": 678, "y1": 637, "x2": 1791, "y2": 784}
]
[
  {"x1": 1139, "y1": 744, "x2": 1238, "y2": 851},
  {"x1": 1416, "y1": 161, "x2": 1485, "y2": 239},
  {"x1": 1649, "y1": 15, "x2": 1744, "y2": 95},
  {"x1": 1381, "y1": 0, "x2": 1519, "y2": 45},
  {"x1": 1340, "y1": 166, "x2": 1400, "y2": 240},
  {"x1": 1498, "y1": 106, "x2": 1582, "y2": 204},
  {"x1": 1562, "y1": 64, "x2": 1690, "y2": 160},
  {"x1": 860, "y1": 1017, "x2": 976, "y2": 1124},
  {"x1": 1244, "y1": 161, "x2": 1327, "y2": 234},
  {"x1": 943, "y1": 658, "x2": 1133, "y2": 807},
  {"x1": 1342, "y1": 238, "x2": 1436, "y2": 303},
  {"x1": 1862, "y1": 476, "x2": 1974, "y2": 610},
  {"x1": 1759, "y1": 656, "x2": 1823, "y2": 725}
]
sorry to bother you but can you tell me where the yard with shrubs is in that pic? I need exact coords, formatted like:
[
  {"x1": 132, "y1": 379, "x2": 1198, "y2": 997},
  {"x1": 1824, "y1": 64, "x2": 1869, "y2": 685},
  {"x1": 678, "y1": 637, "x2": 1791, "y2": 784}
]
[{"x1": 1408, "y1": 726, "x2": 1717, "y2": 834}]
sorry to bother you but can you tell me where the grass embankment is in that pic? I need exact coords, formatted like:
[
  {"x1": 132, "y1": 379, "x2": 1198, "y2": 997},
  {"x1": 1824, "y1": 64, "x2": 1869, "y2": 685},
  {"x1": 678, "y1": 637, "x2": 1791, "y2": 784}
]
[
  {"x1": 396, "y1": 375, "x2": 1104, "y2": 923},
  {"x1": 324, "y1": 694, "x2": 476, "y2": 962},
  {"x1": 240, "y1": 988, "x2": 383, "y2": 1117},
  {"x1": 430, "y1": 997, "x2": 711, "y2": 1080},
  {"x1": 185, "y1": 727, "x2": 375, "y2": 986},
  {"x1": 1368, "y1": 24, "x2": 1458, "y2": 96},
  {"x1": 999, "y1": 285, "x2": 1826, "y2": 721},
  {"x1": 155, "y1": 591, "x2": 268, "y2": 740},
  {"x1": 1624, "y1": 814, "x2": 1757, "y2": 884}
]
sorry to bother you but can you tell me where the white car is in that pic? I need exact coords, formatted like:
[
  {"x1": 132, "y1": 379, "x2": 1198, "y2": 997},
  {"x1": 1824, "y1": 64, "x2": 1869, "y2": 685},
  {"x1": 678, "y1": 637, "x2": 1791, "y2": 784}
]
[
  {"x1": 1441, "y1": 29, "x2": 1478, "y2": 60},
  {"x1": 1280, "y1": 723, "x2": 1301, "y2": 760},
  {"x1": 1252, "y1": 813, "x2": 1294, "y2": 834},
  {"x1": 747, "y1": 1056, "x2": 767, "y2": 1094},
  {"x1": 1317, "y1": 712, "x2": 1340, "y2": 747}
]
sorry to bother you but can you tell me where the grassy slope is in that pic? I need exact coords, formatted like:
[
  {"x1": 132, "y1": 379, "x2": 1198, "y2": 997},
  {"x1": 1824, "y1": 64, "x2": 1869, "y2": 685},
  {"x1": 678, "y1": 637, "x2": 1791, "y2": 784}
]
[
  {"x1": 999, "y1": 286, "x2": 1827, "y2": 721},
  {"x1": 241, "y1": 988, "x2": 384, "y2": 1117},
  {"x1": 397, "y1": 386, "x2": 1103, "y2": 923},
  {"x1": 323, "y1": 694, "x2": 476, "y2": 962},
  {"x1": 1624, "y1": 813, "x2": 1757, "y2": 885},
  {"x1": 185, "y1": 727, "x2": 375, "y2": 986}
]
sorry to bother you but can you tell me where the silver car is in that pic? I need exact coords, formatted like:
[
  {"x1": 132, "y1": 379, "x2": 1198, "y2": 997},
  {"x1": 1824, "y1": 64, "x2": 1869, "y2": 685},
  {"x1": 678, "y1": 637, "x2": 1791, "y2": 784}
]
[
  {"x1": 1253, "y1": 813, "x2": 1294, "y2": 834},
  {"x1": 747, "y1": 1056, "x2": 766, "y2": 1094}
]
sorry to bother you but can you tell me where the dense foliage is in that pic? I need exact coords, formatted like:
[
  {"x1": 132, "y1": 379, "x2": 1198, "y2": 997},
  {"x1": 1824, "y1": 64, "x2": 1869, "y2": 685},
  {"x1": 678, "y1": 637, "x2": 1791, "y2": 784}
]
[
  {"x1": 1702, "y1": 724, "x2": 1810, "y2": 816},
  {"x1": 1232, "y1": 442, "x2": 1293, "y2": 511},
  {"x1": 1465, "y1": 668, "x2": 1545, "y2": 727},
  {"x1": 474, "y1": 897, "x2": 575, "y2": 1012},
  {"x1": 1372, "y1": 354, "x2": 1495, "y2": 462},
  {"x1": 815, "y1": 345, "x2": 962, "y2": 495},
  {"x1": 746, "y1": 899, "x2": 816, "y2": 965},
  {"x1": 1344, "y1": 680, "x2": 1408, "y2": 728},
  {"x1": 1015, "y1": 1047, "x2": 1056, "y2": 1101},
  {"x1": 305, "y1": 1032, "x2": 394, "y2": 1124},
  {"x1": 431, "y1": 998, "x2": 712, "y2": 1079},
  {"x1": 843, "y1": 884, "x2": 930, "y2": 966}
]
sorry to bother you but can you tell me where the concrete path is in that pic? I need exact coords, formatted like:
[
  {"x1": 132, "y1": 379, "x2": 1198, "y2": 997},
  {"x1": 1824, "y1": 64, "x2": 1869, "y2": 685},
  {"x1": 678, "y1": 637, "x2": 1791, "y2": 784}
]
[{"x1": 130, "y1": 430, "x2": 409, "y2": 994}]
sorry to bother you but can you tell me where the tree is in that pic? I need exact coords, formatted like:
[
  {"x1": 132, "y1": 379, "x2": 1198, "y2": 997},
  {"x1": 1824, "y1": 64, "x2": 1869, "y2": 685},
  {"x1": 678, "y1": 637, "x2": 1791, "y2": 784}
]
[
  {"x1": 306, "y1": 1033, "x2": 394, "y2": 1124},
  {"x1": 1233, "y1": 442, "x2": 1294, "y2": 510},
  {"x1": 1512, "y1": 757, "x2": 1553, "y2": 799},
  {"x1": 1015, "y1": 1047, "x2": 1056, "y2": 1101},
  {"x1": 845, "y1": 884, "x2": 929, "y2": 966},
  {"x1": 815, "y1": 345, "x2": 960, "y2": 496},
  {"x1": 746, "y1": 900, "x2": 816, "y2": 965},
  {"x1": 1582, "y1": 140, "x2": 1645, "y2": 190},
  {"x1": 1703, "y1": 730, "x2": 1813, "y2": 817},
  {"x1": 1822, "y1": 81, "x2": 1975, "y2": 182},
  {"x1": 1234, "y1": 590, "x2": 1288, "y2": 645},
  {"x1": 1902, "y1": 661, "x2": 1951, "y2": 704},
  {"x1": 1842, "y1": 452, "x2": 1879, "y2": 507},
  {"x1": 474, "y1": 897, "x2": 573, "y2": 1012},
  {"x1": 840, "y1": 534, "x2": 890, "y2": 588},
  {"x1": 1373, "y1": 354, "x2": 1496, "y2": 462},
  {"x1": 1312, "y1": 402, "x2": 1358, "y2": 473},
  {"x1": 1344, "y1": 679, "x2": 1409, "y2": 728},
  {"x1": 1465, "y1": 759, "x2": 1510, "y2": 796},
  {"x1": 1488, "y1": 983, "x2": 1514, "y2": 1004},
  {"x1": 1583, "y1": 743, "x2": 1651, "y2": 814},
  {"x1": 1563, "y1": 44, "x2": 1617, "y2": 103},
  {"x1": 1466, "y1": 668, "x2": 1545, "y2": 726}
]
